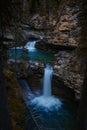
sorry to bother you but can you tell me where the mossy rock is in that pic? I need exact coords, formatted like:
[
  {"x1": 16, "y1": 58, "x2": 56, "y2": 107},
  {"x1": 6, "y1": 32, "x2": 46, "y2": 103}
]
[{"x1": 3, "y1": 69, "x2": 25, "y2": 130}]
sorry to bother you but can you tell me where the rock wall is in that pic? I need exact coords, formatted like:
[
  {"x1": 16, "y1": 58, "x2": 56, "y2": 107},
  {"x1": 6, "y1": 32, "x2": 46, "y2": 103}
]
[
  {"x1": 53, "y1": 51, "x2": 85, "y2": 100},
  {"x1": 21, "y1": 0, "x2": 86, "y2": 100},
  {"x1": 34, "y1": 2, "x2": 80, "y2": 48},
  {"x1": 34, "y1": 1, "x2": 86, "y2": 100},
  {"x1": 7, "y1": 0, "x2": 86, "y2": 100}
]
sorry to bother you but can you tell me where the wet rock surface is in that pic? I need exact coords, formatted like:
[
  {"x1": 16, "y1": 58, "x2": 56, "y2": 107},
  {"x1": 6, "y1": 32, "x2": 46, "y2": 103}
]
[
  {"x1": 26, "y1": 65, "x2": 76, "y2": 102},
  {"x1": 8, "y1": 54, "x2": 85, "y2": 101},
  {"x1": 53, "y1": 51, "x2": 85, "y2": 100},
  {"x1": 27, "y1": 51, "x2": 85, "y2": 100},
  {"x1": 30, "y1": 2, "x2": 85, "y2": 100},
  {"x1": 7, "y1": 1, "x2": 86, "y2": 101},
  {"x1": 36, "y1": 40, "x2": 77, "y2": 53},
  {"x1": 30, "y1": 4, "x2": 80, "y2": 48}
]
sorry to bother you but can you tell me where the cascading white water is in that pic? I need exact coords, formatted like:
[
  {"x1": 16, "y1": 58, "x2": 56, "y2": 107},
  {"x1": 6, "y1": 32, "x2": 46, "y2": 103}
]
[
  {"x1": 31, "y1": 64, "x2": 62, "y2": 110},
  {"x1": 25, "y1": 35, "x2": 43, "y2": 51},
  {"x1": 43, "y1": 65, "x2": 53, "y2": 97},
  {"x1": 25, "y1": 41, "x2": 36, "y2": 51}
]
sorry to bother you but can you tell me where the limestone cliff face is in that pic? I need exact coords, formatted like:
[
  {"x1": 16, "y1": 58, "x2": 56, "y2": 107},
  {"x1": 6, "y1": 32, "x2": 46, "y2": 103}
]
[
  {"x1": 21, "y1": 0, "x2": 86, "y2": 100},
  {"x1": 23, "y1": 0, "x2": 80, "y2": 47},
  {"x1": 53, "y1": 51, "x2": 85, "y2": 100}
]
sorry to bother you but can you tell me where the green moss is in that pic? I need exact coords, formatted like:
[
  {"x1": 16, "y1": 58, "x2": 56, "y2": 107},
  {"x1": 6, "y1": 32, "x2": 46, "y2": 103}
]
[{"x1": 3, "y1": 69, "x2": 25, "y2": 130}]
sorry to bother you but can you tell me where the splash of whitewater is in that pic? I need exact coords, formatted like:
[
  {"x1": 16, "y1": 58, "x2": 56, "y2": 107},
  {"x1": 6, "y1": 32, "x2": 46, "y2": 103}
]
[
  {"x1": 29, "y1": 65, "x2": 62, "y2": 111},
  {"x1": 25, "y1": 41, "x2": 36, "y2": 51},
  {"x1": 30, "y1": 96, "x2": 62, "y2": 111}
]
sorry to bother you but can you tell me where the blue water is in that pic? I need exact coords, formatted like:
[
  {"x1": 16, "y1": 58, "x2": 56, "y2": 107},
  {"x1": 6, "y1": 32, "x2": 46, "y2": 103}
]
[
  {"x1": 8, "y1": 48, "x2": 54, "y2": 63},
  {"x1": 19, "y1": 79, "x2": 77, "y2": 130},
  {"x1": 11, "y1": 41, "x2": 77, "y2": 130},
  {"x1": 28, "y1": 97, "x2": 77, "y2": 130}
]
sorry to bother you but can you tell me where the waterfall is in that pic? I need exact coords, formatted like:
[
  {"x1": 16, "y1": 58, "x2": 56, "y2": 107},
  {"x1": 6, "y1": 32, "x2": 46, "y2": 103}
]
[
  {"x1": 25, "y1": 41, "x2": 36, "y2": 51},
  {"x1": 43, "y1": 65, "x2": 53, "y2": 97},
  {"x1": 30, "y1": 64, "x2": 62, "y2": 110}
]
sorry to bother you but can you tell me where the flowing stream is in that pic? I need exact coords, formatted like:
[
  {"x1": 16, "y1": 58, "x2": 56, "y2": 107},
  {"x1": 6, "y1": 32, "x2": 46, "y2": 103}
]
[
  {"x1": 31, "y1": 65, "x2": 62, "y2": 109},
  {"x1": 18, "y1": 64, "x2": 77, "y2": 130},
  {"x1": 9, "y1": 40, "x2": 53, "y2": 62},
  {"x1": 43, "y1": 65, "x2": 53, "y2": 97},
  {"x1": 9, "y1": 39, "x2": 77, "y2": 130},
  {"x1": 25, "y1": 41, "x2": 36, "y2": 51}
]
